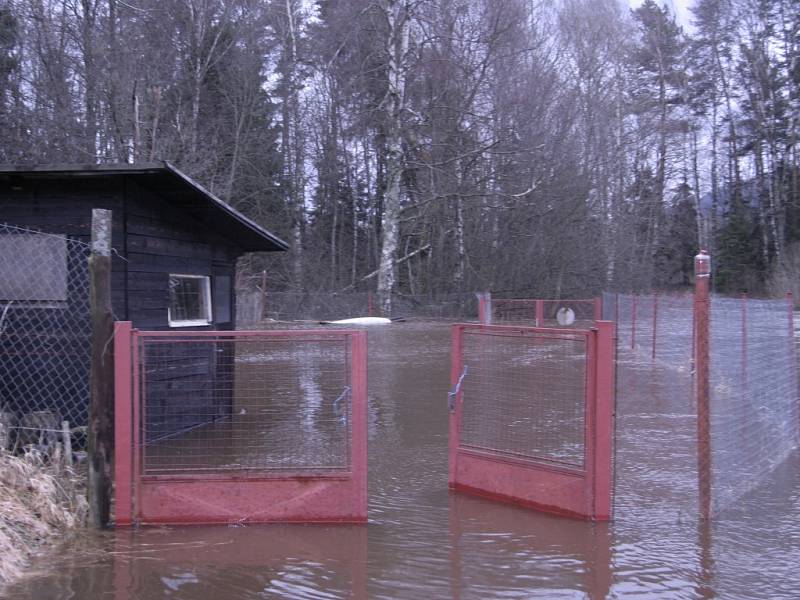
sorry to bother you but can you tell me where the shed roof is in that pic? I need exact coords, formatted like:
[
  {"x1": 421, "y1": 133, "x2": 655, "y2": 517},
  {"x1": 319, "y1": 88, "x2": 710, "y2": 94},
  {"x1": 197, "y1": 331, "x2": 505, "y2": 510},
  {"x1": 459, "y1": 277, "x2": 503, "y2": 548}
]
[{"x1": 0, "y1": 162, "x2": 288, "y2": 252}]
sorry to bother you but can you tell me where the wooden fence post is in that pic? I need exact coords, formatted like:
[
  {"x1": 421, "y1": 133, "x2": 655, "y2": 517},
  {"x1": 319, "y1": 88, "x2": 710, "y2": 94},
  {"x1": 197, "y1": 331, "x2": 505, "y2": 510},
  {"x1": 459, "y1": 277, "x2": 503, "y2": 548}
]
[{"x1": 88, "y1": 209, "x2": 114, "y2": 528}]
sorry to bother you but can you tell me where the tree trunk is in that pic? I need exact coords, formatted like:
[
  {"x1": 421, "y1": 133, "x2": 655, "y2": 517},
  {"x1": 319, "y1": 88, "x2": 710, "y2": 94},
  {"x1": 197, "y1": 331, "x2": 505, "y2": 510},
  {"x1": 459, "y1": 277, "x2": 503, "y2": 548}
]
[{"x1": 376, "y1": 0, "x2": 410, "y2": 316}]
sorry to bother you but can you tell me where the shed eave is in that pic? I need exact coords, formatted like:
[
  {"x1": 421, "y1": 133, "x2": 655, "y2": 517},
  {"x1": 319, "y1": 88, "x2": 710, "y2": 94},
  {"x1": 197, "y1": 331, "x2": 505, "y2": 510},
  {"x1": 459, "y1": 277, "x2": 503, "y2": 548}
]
[{"x1": 0, "y1": 162, "x2": 288, "y2": 253}]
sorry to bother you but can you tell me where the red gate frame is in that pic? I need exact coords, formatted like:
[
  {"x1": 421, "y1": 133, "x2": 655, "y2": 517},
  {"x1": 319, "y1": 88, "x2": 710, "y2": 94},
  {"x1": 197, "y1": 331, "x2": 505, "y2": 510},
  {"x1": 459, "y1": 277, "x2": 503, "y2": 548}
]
[
  {"x1": 114, "y1": 322, "x2": 368, "y2": 526},
  {"x1": 448, "y1": 322, "x2": 615, "y2": 521}
]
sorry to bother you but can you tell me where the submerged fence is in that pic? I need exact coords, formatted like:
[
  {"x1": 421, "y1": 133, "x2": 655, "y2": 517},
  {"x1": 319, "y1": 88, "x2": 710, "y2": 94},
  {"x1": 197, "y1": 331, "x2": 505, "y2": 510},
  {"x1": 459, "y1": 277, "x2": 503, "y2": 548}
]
[
  {"x1": 115, "y1": 325, "x2": 368, "y2": 525},
  {"x1": 0, "y1": 223, "x2": 92, "y2": 451},
  {"x1": 449, "y1": 323, "x2": 614, "y2": 520},
  {"x1": 477, "y1": 257, "x2": 798, "y2": 518},
  {"x1": 477, "y1": 293, "x2": 601, "y2": 328},
  {"x1": 604, "y1": 282, "x2": 799, "y2": 516}
]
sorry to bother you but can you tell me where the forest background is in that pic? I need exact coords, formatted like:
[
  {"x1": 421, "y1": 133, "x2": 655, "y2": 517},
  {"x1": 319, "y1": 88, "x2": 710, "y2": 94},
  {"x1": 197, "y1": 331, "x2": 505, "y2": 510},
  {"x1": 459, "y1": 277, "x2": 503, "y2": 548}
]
[{"x1": 0, "y1": 0, "x2": 798, "y2": 315}]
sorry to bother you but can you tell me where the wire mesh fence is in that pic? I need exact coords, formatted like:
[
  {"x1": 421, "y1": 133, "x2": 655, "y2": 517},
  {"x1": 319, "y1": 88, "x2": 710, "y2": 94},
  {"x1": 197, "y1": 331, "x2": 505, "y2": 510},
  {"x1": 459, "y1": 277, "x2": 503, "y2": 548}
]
[
  {"x1": 236, "y1": 289, "x2": 479, "y2": 324},
  {"x1": 709, "y1": 296, "x2": 800, "y2": 511},
  {"x1": 609, "y1": 291, "x2": 700, "y2": 520},
  {"x1": 480, "y1": 295, "x2": 600, "y2": 328},
  {"x1": 607, "y1": 290, "x2": 799, "y2": 518},
  {"x1": 138, "y1": 332, "x2": 354, "y2": 476},
  {"x1": 458, "y1": 328, "x2": 588, "y2": 468},
  {"x1": 0, "y1": 223, "x2": 92, "y2": 451},
  {"x1": 603, "y1": 292, "x2": 694, "y2": 372}
]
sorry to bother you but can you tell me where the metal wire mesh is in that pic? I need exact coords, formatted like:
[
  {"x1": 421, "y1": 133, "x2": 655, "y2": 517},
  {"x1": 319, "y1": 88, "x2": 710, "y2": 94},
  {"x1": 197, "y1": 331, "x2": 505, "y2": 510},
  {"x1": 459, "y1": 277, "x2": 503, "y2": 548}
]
[
  {"x1": 709, "y1": 296, "x2": 800, "y2": 511},
  {"x1": 609, "y1": 292, "x2": 699, "y2": 519},
  {"x1": 613, "y1": 351, "x2": 698, "y2": 520},
  {"x1": 608, "y1": 293, "x2": 694, "y2": 372},
  {"x1": 489, "y1": 298, "x2": 598, "y2": 327},
  {"x1": 458, "y1": 328, "x2": 588, "y2": 468},
  {"x1": 0, "y1": 223, "x2": 92, "y2": 448},
  {"x1": 138, "y1": 333, "x2": 353, "y2": 475},
  {"x1": 609, "y1": 290, "x2": 800, "y2": 518}
]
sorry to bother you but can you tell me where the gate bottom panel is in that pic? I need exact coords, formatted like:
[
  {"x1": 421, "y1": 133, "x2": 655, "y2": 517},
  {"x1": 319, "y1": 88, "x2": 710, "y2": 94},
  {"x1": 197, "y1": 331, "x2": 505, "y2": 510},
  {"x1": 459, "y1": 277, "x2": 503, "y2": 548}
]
[
  {"x1": 450, "y1": 450, "x2": 591, "y2": 519},
  {"x1": 136, "y1": 477, "x2": 367, "y2": 525}
]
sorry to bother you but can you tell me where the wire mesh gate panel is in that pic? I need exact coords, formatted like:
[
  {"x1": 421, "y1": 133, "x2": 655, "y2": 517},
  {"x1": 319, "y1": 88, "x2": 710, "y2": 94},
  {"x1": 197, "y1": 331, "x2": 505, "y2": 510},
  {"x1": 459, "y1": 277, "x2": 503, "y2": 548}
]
[
  {"x1": 114, "y1": 323, "x2": 367, "y2": 525},
  {"x1": 448, "y1": 323, "x2": 614, "y2": 520}
]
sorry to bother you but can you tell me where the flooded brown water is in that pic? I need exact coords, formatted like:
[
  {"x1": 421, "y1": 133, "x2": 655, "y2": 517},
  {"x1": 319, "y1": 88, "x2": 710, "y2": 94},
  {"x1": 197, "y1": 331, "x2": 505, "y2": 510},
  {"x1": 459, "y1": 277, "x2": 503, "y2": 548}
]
[{"x1": 4, "y1": 322, "x2": 800, "y2": 599}]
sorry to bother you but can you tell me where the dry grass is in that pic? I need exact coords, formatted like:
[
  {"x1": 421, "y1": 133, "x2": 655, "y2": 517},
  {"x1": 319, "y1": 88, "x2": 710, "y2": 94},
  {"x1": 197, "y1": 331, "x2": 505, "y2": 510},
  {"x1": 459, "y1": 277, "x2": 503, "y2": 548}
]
[{"x1": 0, "y1": 450, "x2": 87, "y2": 587}]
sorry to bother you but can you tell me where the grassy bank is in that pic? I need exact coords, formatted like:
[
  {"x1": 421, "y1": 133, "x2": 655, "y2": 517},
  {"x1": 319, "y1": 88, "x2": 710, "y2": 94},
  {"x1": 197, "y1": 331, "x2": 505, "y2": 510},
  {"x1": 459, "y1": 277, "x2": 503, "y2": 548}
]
[{"x1": 0, "y1": 450, "x2": 87, "y2": 588}]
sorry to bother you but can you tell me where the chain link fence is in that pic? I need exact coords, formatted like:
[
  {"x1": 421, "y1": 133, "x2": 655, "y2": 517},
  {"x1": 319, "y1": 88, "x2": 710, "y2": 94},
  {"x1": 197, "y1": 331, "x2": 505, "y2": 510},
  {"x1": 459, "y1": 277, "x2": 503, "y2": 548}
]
[{"x1": 0, "y1": 223, "x2": 92, "y2": 452}]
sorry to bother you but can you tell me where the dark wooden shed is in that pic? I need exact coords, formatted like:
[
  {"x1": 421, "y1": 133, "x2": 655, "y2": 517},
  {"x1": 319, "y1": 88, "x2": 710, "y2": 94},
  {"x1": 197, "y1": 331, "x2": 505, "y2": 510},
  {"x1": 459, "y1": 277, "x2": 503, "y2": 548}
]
[
  {"x1": 0, "y1": 162, "x2": 286, "y2": 327},
  {"x1": 0, "y1": 162, "x2": 287, "y2": 435}
]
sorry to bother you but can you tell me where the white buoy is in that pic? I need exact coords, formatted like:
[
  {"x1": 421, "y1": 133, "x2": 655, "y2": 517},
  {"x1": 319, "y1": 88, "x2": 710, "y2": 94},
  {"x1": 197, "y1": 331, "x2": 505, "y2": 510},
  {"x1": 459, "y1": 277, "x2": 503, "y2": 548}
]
[{"x1": 326, "y1": 317, "x2": 392, "y2": 325}]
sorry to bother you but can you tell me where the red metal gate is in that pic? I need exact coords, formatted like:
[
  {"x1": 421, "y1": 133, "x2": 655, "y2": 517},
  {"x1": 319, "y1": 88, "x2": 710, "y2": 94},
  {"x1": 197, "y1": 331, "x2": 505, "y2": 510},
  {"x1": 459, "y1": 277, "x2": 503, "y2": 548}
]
[
  {"x1": 448, "y1": 322, "x2": 614, "y2": 520},
  {"x1": 114, "y1": 323, "x2": 367, "y2": 525}
]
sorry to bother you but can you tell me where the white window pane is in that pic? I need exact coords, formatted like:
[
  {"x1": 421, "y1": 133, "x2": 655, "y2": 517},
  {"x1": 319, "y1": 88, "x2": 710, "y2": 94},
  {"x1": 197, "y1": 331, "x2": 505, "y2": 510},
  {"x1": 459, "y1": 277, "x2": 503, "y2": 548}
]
[{"x1": 168, "y1": 275, "x2": 211, "y2": 326}]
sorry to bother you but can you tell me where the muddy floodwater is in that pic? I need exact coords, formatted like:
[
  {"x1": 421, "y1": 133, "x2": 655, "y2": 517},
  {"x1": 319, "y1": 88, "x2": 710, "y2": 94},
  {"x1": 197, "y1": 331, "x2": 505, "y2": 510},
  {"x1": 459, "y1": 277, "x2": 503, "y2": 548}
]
[{"x1": 5, "y1": 322, "x2": 800, "y2": 599}]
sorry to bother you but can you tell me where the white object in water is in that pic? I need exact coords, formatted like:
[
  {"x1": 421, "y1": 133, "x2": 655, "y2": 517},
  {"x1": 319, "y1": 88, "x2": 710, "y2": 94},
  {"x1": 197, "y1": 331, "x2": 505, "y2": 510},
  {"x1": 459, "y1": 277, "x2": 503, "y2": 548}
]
[{"x1": 328, "y1": 317, "x2": 392, "y2": 325}]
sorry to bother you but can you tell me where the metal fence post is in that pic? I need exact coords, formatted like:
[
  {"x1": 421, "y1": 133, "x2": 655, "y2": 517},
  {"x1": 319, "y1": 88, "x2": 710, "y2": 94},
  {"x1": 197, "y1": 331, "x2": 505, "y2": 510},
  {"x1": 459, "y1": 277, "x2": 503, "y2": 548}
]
[
  {"x1": 350, "y1": 331, "x2": 369, "y2": 519},
  {"x1": 113, "y1": 321, "x2": 133, "y2": 526},
  {"x1": 593, "y1": 321, "x2": 615, "y2": 521},
  {"x1": 448, "y1": 325, "x2": 464, "y2": 487},
  {"x1": 694, "y1": 250, "x2": 712, "y2": 520},
  {"x1": 535, "y1": 300, "x2": 544, "y2": 327},
  {"x1": 477, "y1": 292, "x2": 488, "y2": 324},
  {"x1": 593, "y1": 297, "x2": 602, "y2": 322},
  {"x1": 88, "y1": 209, "x2": 114, "y2": 528}
]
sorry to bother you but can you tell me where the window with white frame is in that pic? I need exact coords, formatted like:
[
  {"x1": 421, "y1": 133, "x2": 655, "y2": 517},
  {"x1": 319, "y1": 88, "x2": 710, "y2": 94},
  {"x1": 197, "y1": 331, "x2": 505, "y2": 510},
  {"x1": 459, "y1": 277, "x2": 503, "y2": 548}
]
[{"x1": 168, "y1": 274, "x2": 212, "y2": 327}]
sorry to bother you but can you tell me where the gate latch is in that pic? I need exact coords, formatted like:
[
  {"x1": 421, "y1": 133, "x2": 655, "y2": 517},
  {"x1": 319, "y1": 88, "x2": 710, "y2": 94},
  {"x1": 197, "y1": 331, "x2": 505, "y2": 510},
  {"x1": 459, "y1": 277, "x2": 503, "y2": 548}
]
[{"x1": 447, "y1": 366, "x2": 468, "y2": 413}]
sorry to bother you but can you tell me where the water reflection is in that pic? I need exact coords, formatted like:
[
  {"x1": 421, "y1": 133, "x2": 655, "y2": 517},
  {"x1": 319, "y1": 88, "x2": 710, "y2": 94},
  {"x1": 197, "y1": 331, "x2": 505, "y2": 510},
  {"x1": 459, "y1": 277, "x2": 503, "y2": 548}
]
[
  {"x1": 110, "y1": 526, "x2": 367, "y2": 600},
  {"x1": 448, "y1": 493, "x2": 612, "y2": 600}
]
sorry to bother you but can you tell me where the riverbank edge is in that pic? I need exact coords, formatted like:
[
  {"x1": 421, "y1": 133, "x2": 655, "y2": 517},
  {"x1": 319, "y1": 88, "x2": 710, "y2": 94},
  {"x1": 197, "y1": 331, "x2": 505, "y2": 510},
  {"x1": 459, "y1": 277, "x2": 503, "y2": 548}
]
[{"x1": 0, "y1": 450, "x2": 87, "y2": 592}]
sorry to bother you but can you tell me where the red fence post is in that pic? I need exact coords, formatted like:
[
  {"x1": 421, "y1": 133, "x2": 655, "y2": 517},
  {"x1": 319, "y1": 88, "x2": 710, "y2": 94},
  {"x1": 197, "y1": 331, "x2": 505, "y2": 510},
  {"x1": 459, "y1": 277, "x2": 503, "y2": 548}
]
[
  {"x1": 652, "y1": 293, "x2": 659, "y2": 360},
  {"x1": 694, "y1": 250, "x2": 712, "y2": 520},
  {"x1": 536, "y1": 300, "x2": 544, "y2": 327},
  {"x1": 477, "y1": 293, "x2": 490, "y2": 324},
  {"x1": 593, "y1": 321, "x2": 615, "y2": 521},
  {"x1": 448, "y1": 325, "x2": 465, "y2": 487},
  {"x1": 350, "y1": 331, "x2": 369, "y2": 520},
  {"x1": 631, "y1": 295, "x2": 637, "y2": 350},
  {"x1": 113, "y1": 321, "x2": 133, "y2": 527}
]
